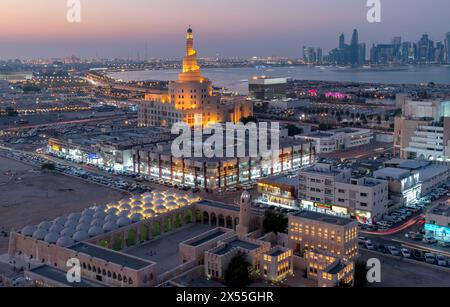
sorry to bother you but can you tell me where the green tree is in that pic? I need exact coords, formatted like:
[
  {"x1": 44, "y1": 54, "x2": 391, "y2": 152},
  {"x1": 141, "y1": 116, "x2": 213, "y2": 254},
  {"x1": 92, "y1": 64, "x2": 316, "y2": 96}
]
[
  {"x1": 223, "y1": 252, "x2": 253, "y2": 287},
  {"x1": 263, "y1": 209, "x2": 288, "y2": 234}
]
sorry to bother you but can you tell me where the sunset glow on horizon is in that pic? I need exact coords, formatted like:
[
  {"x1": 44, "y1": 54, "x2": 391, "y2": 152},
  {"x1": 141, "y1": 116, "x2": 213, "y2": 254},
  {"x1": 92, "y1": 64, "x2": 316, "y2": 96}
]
[{"x1": 1, "y1": 0, "x2": 449, "y2": 59}]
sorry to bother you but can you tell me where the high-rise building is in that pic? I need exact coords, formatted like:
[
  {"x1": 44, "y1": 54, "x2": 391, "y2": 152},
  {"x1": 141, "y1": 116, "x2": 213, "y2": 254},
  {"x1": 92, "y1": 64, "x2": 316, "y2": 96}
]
[
  {"x1": 339, "y1": 33, "x2": 346, "y2": 50},
  {"x1": 350, "y1": 29, "x2": 359, "y2": 65},
  {"x1": 445, "y1": 32, "x2": 450, "y2": 64}
]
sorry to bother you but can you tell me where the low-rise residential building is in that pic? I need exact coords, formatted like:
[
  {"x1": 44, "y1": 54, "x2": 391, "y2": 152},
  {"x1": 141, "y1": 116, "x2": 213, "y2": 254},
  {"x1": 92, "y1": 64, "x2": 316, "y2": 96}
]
[
  {"x1": 297, "y1": 128, "x2": 373, "y2": 154},
  {"x1": 288, "y1": 211, "x2": 358, "y2": 287},
  {"x1": 384, "y1": 159, "x2": 450, "y2": 196},
  {"x1": 261, "y1": 247, "x2": 294, "y2": 283},
  {"x1": 204, "y1": 236, "x2": 271, "y2": 280},
  {"x1": 373, "y1": 167, "x2": 421, "y2": 207},
  {"x1": 257, "y1": 175, "x2": 298, "y2": 208},
  {"x1": 298, "y1": 163, "x2": 389, "y2": 224}
]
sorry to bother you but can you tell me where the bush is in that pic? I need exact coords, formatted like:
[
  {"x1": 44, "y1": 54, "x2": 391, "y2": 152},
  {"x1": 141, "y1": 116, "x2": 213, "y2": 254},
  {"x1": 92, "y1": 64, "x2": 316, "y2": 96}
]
[{"x1": 223, "y1": 252, "x2": 252, "y2": 287}]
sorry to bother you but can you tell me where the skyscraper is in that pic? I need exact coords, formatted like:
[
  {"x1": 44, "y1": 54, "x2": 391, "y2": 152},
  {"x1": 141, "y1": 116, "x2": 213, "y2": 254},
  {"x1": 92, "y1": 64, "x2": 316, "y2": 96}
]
[
  {"x1": 339, "y1": 33, "x2": 346, "y2": 50},
  {"x1": 350, "y1": 29, "x2": 360, "y2": 65},
  {"x1": 445, "y1": 32, "x2": 450, "y2": 64}
]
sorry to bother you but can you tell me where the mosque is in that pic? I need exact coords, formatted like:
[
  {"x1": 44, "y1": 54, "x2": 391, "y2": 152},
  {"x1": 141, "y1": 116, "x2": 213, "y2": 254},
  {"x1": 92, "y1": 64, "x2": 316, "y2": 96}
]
[{"x1": 138, "y1": 27, "x2": 253, "y2": 128}]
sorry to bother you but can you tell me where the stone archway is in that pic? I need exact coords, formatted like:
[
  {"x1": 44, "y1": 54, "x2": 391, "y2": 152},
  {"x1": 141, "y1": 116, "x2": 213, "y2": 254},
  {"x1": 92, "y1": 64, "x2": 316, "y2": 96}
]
[
  {"x1": 226, "y1": 216, "x2": 233, "y2": 229},
  {"x1": 185, "y1": 209, "x2": 193, "y2": 224},
  {"x1": 211, "y1": 213, "x2": 217, "y2": 226},
  {"x1": 218, "y1": 214, "x2": 225, "y2": 227},
  {"x1": 203, "y1": 211, "x2": 210, "y2": 225},
  {"x1": 152, "y1": 222, "x2": 161, "y2": 237},
  {"x1": 126, "y1": 229, "x2": 137, "y2": 247}
]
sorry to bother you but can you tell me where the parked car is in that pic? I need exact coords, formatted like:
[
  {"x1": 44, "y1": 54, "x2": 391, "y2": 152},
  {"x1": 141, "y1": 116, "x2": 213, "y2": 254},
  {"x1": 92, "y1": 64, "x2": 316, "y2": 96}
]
[
  {"x1": 377, "y1": 244, "x2": 387, "y2": 253},
  {"x1": 401, "y1": 248, "x2": 412, "y2": 258},
  {"x1": 387, "y1": 246, "x2": 400, "y2": 256},
  {"x1": 365, "y1": 242, "x2": 375, "y2": 250},
  {"x1": 436, "y1": 255, "x2": 448, "y2": 266},
  {"x1": 424, "y1": 253, "x2": 436, "y2": 264}
]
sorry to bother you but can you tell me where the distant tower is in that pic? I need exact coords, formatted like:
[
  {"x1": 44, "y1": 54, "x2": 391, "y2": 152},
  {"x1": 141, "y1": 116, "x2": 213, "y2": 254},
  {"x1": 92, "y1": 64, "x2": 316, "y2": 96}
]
[{"x1": 236, "y1": 191, "x2": 252, "y2": 237}]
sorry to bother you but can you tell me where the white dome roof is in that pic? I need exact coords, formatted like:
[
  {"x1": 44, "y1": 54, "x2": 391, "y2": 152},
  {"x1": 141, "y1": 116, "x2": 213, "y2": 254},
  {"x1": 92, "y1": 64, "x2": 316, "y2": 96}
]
[
  {"x1": 88, "y1": 226, "x2": 104, "y2": 237},
  {"x1": 131, "y1": 195, "x2": 141, "y2": 200},
  {"x1": 21, "y1": 225, "x2": 37, "y2": 237},
  {"x1": 49, "y1": 224, "x2": 64, "y2": 234},
  {"x1": 95, "y1": 205, "x2": 106, "y2": 212},
  {"x1": 90, "y1": 219, "x2": 104, "y2": 227},
  {"x1": 131, "y1": 200, "x2": 143, "y2": 206},
  {"x1": 143, "y1": 209, "x2": 155, "y2": 217},
  {"x1": 117, "y1": 217, "x2": 132, "y2": 227},
  {"x1": 81, "y1": 208, "x2": 95, "y2": 217},
  {"x1": 155, "y1": 205, "x2": 167, "y2": 213},
  {"x1": 104, "y1": 214, "x2": 117, "y2": 222},
  {"x1": 131, "y1": 206, "x2": 143, "y2": 213},
  {"x1": 44, "y1": 232, "x2": 59, "y2": 244},
  {"x1": 103, "y1": 222, "x2": 118, "y2": 232},
  {"x1": 60, "y1": 228, "x2": 76, "y2": 237},
  {"x1": 130, "y1": 213, "x2": 143, "y2": 223},
  {"x1": 93, "y1": 211, "x2": 106, "y2": 219},
  {"x1": 143, "y1": 203, "x2": 155, "y2": 209},
  {"x1": 68, "y1": 213, "x2": 81, "y2": 221},
  {"x1": 33, "y1": 229, "x2": 48, "y2": 240},
  {"x1": 53, "y1": 217, "x2": 67, "y2": 226},
  {"x1": 76, "y1": 222, "x2": 91, "y2": 232},
  {"x1": 64, "y1": 220, "x2": 78, "y2": 229},
  {"x1": 106, "y1": 208, "x2": 119, "y2": 215},
  {"x1": 118, "y1": 210, "x2": 130, "y2": 217},
  {"x1": 155, "y1": 199, "x2": 165, "y2": 205},
  {"x1": 178, "y1": 198, "x2": 188, "y2": 204},
  {"x1": 142, "y1": 192, "x2": 153, "y2": 197},
  {"x1": 120, "y1": 204, "x2": 131, "y2": 211},
  {"x1": 38, "y1": 221, "x2": 52, "y2": 231},
  {"x1": 79, "y1": 216, "x2": 93, "y2": 224},
  {"x1": 73, "y1": 231, "x2": 89, "y2": 242},
  {"x1": 154, "y1": 193, "x2": 165, "y2": 199},
  {"x1": 56, "y1": 236, "x2": 75, "y2": 247},
  {"x1": 166, "y1": 196, "x2": 176, "y2": 201},
  {"x1": 166, "y1": 201, "x2": 178, "y2": 208}
]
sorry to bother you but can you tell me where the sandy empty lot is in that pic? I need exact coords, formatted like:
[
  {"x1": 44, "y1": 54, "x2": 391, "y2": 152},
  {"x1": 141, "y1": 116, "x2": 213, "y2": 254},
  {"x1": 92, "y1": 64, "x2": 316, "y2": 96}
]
[{"x1": 0, "y1": 155, "x2": 127, "y2": 254}]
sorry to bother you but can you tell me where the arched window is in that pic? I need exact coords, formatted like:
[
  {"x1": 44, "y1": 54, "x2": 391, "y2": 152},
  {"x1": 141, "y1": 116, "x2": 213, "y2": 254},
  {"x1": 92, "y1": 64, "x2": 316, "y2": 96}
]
[{"x1": 113, "y1": 272, "x2": 117, "y2": 279}]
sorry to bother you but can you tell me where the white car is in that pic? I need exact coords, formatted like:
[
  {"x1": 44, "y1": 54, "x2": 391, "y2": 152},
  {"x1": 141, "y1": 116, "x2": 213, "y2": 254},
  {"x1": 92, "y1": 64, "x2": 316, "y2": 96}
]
[
  {"x1": 436, "y1": 255, "x2": 448, "y2": 266},
  {"x1": 425, "y1": 253, "x2": 436, "y2": 264},
  {"x1": 423, "y1": 236, "x2": 438, "y2": 244},
  {"x1": 400, "y1": 248, "x2": 411, "y2": 258},
  {"x1": 387, "y1": 246, "x2": 400, "y2": 256},
  {"x1": 365, "y1": 242, "x2": 375, "y2": 250}
]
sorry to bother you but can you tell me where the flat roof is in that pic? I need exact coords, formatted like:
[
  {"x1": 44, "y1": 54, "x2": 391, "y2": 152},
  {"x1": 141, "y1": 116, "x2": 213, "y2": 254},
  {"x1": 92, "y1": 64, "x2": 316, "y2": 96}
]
[
  {"x1": 429, "y1": 203, "x2": 450, "y2": 217},
  {"x1": 69, "y1": 243, "x2": 153, "y2": 270},
  {"x1": 28, "y1": 265, "x2": 105, "y2": 287},
  {"x1": 374, "y1": 167, "x2": 411, "y2": 179},
  {"x1": 196, "y1": 200, "x2": 240, "y2": 212},
  {"x1": 267, "y1": 249, "x2": 286, "y2": 257},
  {"x1": 325, "y1": 262, "x2": 345, "y2": 275},
  {"x1": 188, "y1": 230, "x2": 227, "y2": 247},
  {"x1": 213, "y1": 239, "x2": 260, "y2": 255},
  {"x1": 292, "y1": 211, "x2": 355, "y2": 226},
  {"x1": 259, "y1": 175, "x2": 298, "y2": 187},
  {"x1": 398, "y1": 160, "x2": 430, "y2": 170}
]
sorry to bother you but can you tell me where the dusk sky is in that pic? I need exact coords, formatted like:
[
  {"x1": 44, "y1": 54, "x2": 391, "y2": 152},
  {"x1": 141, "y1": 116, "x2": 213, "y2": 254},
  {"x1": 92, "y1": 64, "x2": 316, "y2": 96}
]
[{"x1": 1, "y1": 0, "x2": 449, "y2": 59}]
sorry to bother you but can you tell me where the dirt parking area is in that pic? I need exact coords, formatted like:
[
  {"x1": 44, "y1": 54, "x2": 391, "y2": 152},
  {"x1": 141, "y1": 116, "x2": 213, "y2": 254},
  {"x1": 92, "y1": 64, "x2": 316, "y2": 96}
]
[{"x1": 0, "y1": 155, "x2": 127, "y2": 254}]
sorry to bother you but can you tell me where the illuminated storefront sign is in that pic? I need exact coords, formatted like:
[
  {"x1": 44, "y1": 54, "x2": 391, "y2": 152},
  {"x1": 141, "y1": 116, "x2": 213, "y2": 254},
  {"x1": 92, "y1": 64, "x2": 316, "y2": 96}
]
[
  {"x1": 51, "y1": 145, "x2": 60, "y2": 151},
  {"x1": 425, "y1": 224, "x2": 450, "y2": 242}
]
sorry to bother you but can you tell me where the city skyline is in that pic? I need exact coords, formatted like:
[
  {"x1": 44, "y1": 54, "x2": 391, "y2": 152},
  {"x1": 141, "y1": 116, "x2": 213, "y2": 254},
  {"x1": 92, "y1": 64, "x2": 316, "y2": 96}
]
[{"x1": 1, "y1": 0, "x2": 450, "y2": 59}]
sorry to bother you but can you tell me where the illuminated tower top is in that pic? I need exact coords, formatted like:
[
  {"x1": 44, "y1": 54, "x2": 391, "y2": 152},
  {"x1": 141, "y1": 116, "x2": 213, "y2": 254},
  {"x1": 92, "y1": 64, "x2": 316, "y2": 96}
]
[{"x1": 178, "y1": 27, "x2": 207, "y2": 83}]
